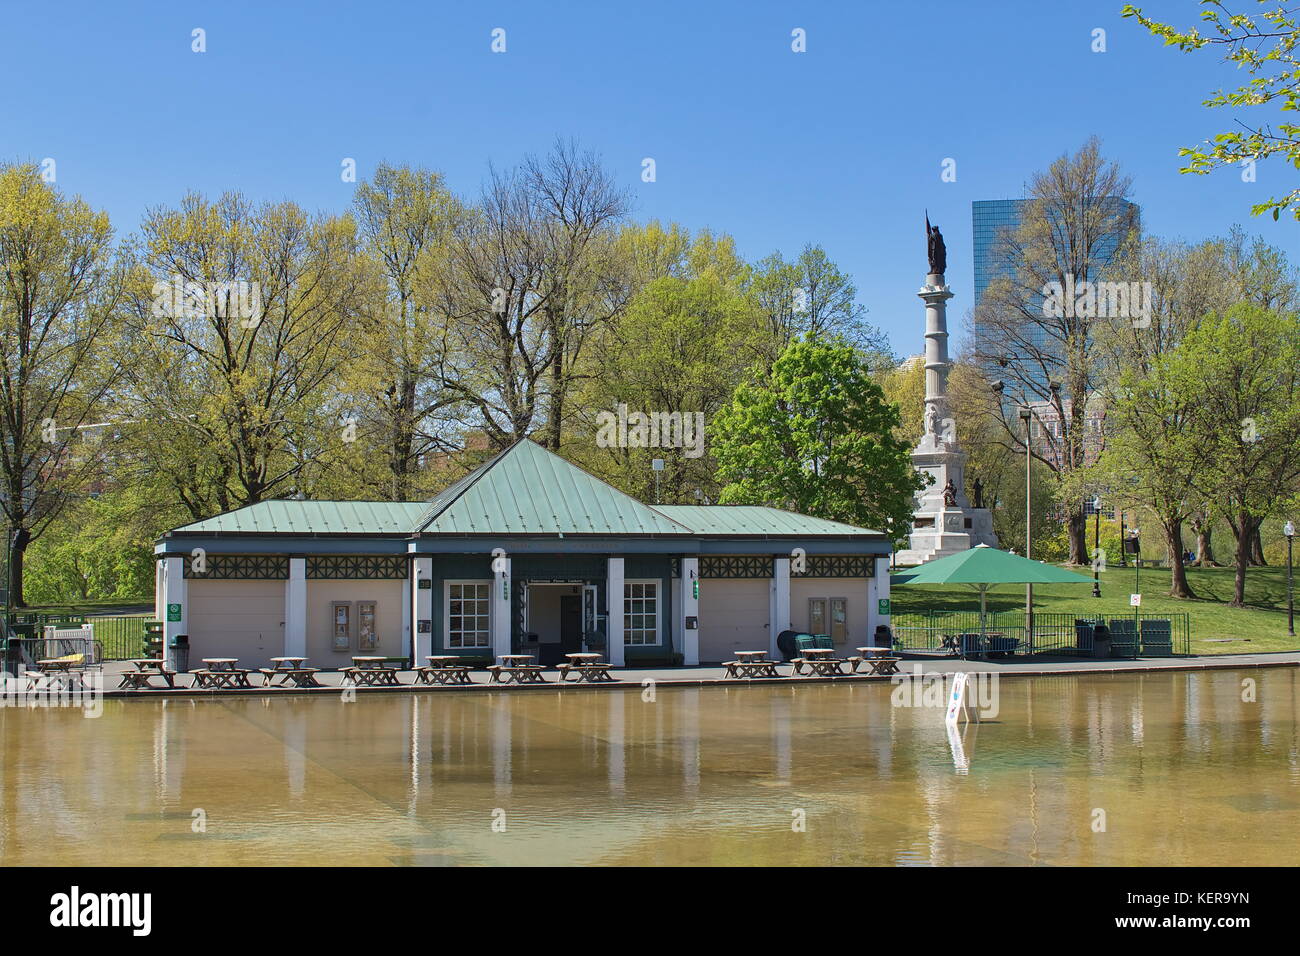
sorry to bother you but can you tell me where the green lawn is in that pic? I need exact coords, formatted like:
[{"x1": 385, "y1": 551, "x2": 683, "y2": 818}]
[
  {"x1": 891, "y1": 564, "x2": 1299, "y2": 655},
  {"x1": 7, "y1": 598, "x2": 154, "y2": 616}
]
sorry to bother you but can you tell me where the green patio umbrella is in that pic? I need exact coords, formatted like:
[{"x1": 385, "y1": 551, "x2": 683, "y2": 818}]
[{"x1": 891, "y1": 545, "x2": 1097, "y2": 637}]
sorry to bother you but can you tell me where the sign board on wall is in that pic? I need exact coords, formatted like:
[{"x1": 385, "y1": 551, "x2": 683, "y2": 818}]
[
  {"x1": 167, "y1": 603, "x2": 182, "y2": 622},
  {"x1": 877, "y1": 598, "x2": 891, "y2": 616},
  {"x1": 945, "y1": 672, "x2": 970, "y2": 726}
]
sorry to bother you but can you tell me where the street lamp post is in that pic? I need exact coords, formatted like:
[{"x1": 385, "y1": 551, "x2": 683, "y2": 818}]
[
  {"x1": 1286, "y1": 520, "x2": 1295, "y2": 637},
  {"x1": 1020, "y1": 406, "x2": 1033, "y2": 651},
  {"x1": 1092, "y1": 495, "x2": 1102, "y2": 598}
]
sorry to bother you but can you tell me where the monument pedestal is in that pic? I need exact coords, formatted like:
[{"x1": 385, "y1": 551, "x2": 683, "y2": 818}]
[{"x1": 894, "y1": 432, "x2": 998, "y2": 565}]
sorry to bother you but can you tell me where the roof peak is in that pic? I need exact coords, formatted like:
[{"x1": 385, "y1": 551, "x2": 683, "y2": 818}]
[{"x1": 412, "y1": 438, "x2": 692, "y2": 536}]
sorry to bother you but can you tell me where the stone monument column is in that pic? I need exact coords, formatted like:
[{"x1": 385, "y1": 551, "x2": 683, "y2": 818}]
[
  {"x1": 921, "y1": 273, "x2": 954, "y2": 441},
  {"x1": 894, "y1": 218, "x2": 998, "y2": 565}
]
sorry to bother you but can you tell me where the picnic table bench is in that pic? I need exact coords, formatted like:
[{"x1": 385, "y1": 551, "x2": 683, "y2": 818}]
[
  {"x1": 342, "y1": 666, "x2": 402, "y2": 686},
  {"x1": 723, "y1": 650, "x2": 782, "y2": 679},
  {"x1": 488, "y1": 655, "x2": 549, "y2": 684},
  {"x1": 118, "y1": 658, "x2": 177, "y2": 689},
  {"x1": 790, "y1": 646, "x2": 847, "y2": 676},
  {"x1": 556, "y1": 653, "x2": 615, "y2": 683},
  {"x1": 259, "y1": 667, "x2": 323, "y2": 687},
  {"x1": 190, "y1": 669, "x2": 254, "y2": 688},
  {"x1": 414, "y1": 656, "x2": 473, "y2": 685},
  {"x1": 847, "y1": 646, "x2": 901, "y2": 675},
  {"x1": 27, "y1": 656, "x2": 92, "y2": 691}
]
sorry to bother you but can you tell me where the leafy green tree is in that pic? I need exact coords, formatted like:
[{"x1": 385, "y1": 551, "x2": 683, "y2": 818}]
[
  {"x1": 1124, "y1": 1, "x2": 1300, "y2": 220},
  {"x1": 24, "y1": 486, "x2": 174, "y2": 603},
  {"x1": 1164, "y1": 304, "x2": 1300, "y2": 606},
  {"x1": 748, "y1": 244, "x2": 891, "y2": 370},
  {"x1": 116, "y1": 192, "x2": 370, "y2": 517},
  {"x1": 0, "y1": 163, "x2": 121, "y2": 605},
  {"x1": 344, "y1": 162, "x2": 465, "y2": 500},
  {"x1": 972, "y1": 137, "x2": 1139, "y2": 565},
  {"x1": 712, "y1": 338, "x2": 923, "y2": 534},
  {"x1": 574, "y1": 272, "x2": 759, "y2": 502}
]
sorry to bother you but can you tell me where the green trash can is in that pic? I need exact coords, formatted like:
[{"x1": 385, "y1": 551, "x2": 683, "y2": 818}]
[{"x1": 143, "y1": 621, "x2": 164, "y2": 659}]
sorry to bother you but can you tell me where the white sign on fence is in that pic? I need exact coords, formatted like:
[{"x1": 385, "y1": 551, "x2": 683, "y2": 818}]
[{"x1": 1130, "y1": 593, "x2": 1142, "y2": 607}]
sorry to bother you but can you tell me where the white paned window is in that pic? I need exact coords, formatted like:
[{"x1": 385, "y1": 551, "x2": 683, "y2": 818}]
[
  {"x1": 624, "y1": 579, "x2": 660, "y2": 646},
  {"x1": 446, "y1": 581, "x2": 491, "y2": 648}
]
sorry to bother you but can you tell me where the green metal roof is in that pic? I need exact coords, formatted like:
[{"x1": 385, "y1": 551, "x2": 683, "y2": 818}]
[
  {"x1": 166, "y1": 441, "x2": 885, "y2": 540},
  {"x1": 653, "y1": 505, "x2": 881, "y2": 536},
  {"x1": 415, "y1": 440, "x2": 691, "y2": 536},
  {"x1": 172, "y1": 500, "x2": 428, "y2": 535}
]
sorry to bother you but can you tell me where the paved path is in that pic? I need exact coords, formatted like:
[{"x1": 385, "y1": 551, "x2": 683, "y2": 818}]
[{"x1": 85, "y1": 651, "x2": 1300, "y2": 698}]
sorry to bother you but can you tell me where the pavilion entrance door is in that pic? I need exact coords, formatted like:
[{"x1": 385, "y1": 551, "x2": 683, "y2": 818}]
[{"x1": 559, "y1": 595, "x2": 583, "y2": 661}]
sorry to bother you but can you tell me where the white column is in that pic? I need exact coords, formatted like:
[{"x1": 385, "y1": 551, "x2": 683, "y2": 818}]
[
  {"x1": 770, "y1": 556, "x2": 790, "y2": 658},
  {"x1": 401, "y1": 560, "x2": 412, "y2": 661},
  {"x1": 680, "y1": 556, "x2": 700, "y2": 666},
  {"x1": 606, "y1": 557, "x2": 625, "y2": 666},
  {"x1": 867, "y1": 555, "x2": 891, "y2": 643},
  {"x1": 412, "y1": 556, "x2": 433, "y2": 661},
  {"x1": 154, "y1": 559, "x2": 165, "y2": 620},
  {"x1": 284, "y1": 557, "x2": 306, "y2": 657},
  {"x1": 492, "y1": 555, "x2": 512, "y2": 660},
  {"x1": 161, "y1": 556, "x2": 186, "y2": 670}
]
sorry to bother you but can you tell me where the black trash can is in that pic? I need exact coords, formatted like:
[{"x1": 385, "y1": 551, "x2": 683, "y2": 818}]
[
  {"x1": 873, "y1": 624, "x2": 894, "y2": 651},
  {"x1": 169, "y1": 634, "x2": 190, "y2": 671},
  {"x1": 776, "y1": 630, "x2": 802, "y2": 662},
  {"x1": 1092, "y1": 623, "x2": 1111, "y2": 660}
]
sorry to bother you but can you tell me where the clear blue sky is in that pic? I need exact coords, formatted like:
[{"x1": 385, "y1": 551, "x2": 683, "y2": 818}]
[{"x1": 2, "y1": 0, "x2": 1293, "y2": 355}]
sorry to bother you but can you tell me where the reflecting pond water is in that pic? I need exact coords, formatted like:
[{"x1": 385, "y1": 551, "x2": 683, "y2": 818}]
[{"x1": 1, "y1": 668, "x2": 1297, "y2": 865}]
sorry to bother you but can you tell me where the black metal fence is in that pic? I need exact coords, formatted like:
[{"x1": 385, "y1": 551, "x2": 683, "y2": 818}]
[
  {"x1": 891, "y1": 610, "x2": 1191, "y2": 659},
  {"x1": 8, "y1": 635, "x2": 104, "y2": 670},
  {"x1": 4, "y1": 612, "x2": 154, "y2": 661},
  {"x1": 85, "y1": 614, "x2": 155, "y2": 659}
]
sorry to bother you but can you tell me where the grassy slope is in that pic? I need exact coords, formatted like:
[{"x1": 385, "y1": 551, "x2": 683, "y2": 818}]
[{"x1": 891, "y1": 564, "x2": 1299, "y2": 655}]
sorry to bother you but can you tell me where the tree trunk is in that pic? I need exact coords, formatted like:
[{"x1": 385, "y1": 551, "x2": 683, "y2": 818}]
[
  {"x1": 1195, "y1": 524, "x2": 1217, "y2": 566},
  {"x1": 1250, "y1": 525, "x2": 1268, "y2": 566},
  {"x1": 1164, "y1": 519, "x2": 1196, "y2": 599},
  {"x1": 1067, "y1": 510, "x2": 1088, "y2": 565},
  {"x1": 8, "y1": 526, "x2": 30, "y2": 609},
  {"x1": 1231, "y1": 511, "x2": 1252, "y2": 607},
  {"x1": 547, "y1": 330, "x2": 564, "y2": 452}
]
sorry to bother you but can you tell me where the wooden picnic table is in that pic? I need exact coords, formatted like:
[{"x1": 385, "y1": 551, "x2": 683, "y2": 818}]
[
  {"x1": 29, "y1": 658, "x2": 90, "y2": 691},
  {"x1": 792, "y1": 646, "x2": 846, "y2": 677},
  {"x1": 119, "y1": 658, "x2": 176, "y2": 689},
  {"x1": 724, "y1": 651, "x2": 782, "y2": 679},
  {"x1": 345, "y1": 660, "x2": 400, "y2": 686},
  {"x1": 260, "y1": 659, "x2": 322, "y2": 687},
  {"x1": 488, "y1": 655, "x2": 548, "y2": 684},
  {"x1": 192, "y1": 659, "x2": 253, "y2": 688},
  {"x1": 414, "y1": 656, "x2": 472, "y2": 685},
  {"x1": 351, "y1": 656, "x2": 388, "y2": 668},
  {"x1": 557, "y1": 652, "x2": 615, "y2": 683},
  {"x1": 849, "y1": 646, "x2": 901, "y2": 675}
]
